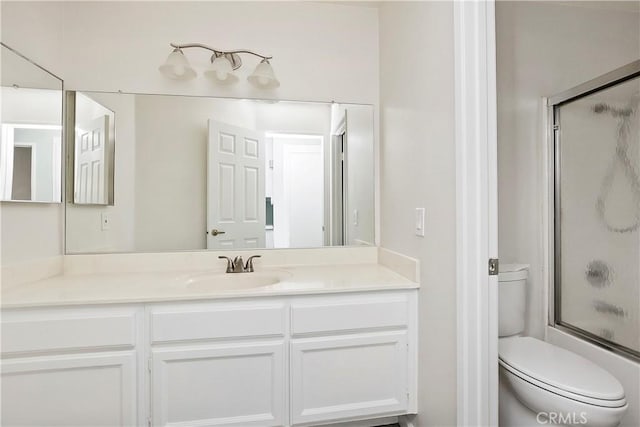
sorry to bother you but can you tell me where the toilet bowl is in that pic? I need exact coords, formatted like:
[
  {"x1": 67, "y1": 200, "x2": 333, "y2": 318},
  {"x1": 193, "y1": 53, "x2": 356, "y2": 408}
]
[
  {"x1": 498, "y1": 265, "x2": 628, "y2": 427},
  {"x1": 499, "y1": 337, "x2": 628, "y2": 427}
]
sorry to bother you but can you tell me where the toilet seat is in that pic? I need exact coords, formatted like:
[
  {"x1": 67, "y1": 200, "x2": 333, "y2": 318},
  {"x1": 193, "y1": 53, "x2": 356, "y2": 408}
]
[
  {"x1": 499, "y1": 337, "x2": 627, "y2": 408},
  {"x1": 499, "y1": 360, "x2": 627, "y2": 408}
]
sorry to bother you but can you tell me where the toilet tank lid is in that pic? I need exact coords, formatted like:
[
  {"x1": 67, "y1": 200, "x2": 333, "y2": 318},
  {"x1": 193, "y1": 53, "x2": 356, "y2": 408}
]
[
  {"x1": 499, "y1": 337, "x2": 625, "y2": 401},
  {"x1": 499, "y1": 264, "x2": 529, "y2": 281}
]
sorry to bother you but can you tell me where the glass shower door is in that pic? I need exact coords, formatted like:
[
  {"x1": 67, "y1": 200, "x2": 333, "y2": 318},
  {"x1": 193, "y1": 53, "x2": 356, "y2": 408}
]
[{"x1": 553, "y1": 66, "x2": 640, "y2": 359}]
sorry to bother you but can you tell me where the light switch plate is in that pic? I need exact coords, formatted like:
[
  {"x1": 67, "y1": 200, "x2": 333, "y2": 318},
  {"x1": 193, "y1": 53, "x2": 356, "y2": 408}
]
[
  {"x1": 101, "y1": 212, "x2": 110, "y2": 231},
  {"x1": 415, "y1": 208, "x2": 425, "y2": 237}
]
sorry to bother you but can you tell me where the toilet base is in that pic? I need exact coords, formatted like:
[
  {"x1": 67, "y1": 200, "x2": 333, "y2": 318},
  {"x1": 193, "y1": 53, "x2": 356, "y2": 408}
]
[{"x1": 500, "y1": 373, "x2": 570, "y2": 426}]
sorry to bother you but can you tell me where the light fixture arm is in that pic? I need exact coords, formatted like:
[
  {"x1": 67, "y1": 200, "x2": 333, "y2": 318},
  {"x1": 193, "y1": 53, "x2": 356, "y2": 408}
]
[{"x1": 169, "y1": 42, "x2": 272, "y2": 61}]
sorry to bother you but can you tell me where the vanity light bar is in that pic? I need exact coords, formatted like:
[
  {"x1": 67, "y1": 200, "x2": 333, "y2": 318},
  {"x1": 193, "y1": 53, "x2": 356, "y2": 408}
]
[{"x1": 159, "y1": 42, "x2": 279, "y2": 89}]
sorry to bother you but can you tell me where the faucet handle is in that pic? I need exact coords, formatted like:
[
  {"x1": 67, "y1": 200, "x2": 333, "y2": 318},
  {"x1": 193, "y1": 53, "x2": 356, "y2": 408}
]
[
  {"x1": 245, "y1": 255, "x2": 262, "y2": 272},
  {"x1": 218, "y1": 256, "x2": 234, "y2": 273}
]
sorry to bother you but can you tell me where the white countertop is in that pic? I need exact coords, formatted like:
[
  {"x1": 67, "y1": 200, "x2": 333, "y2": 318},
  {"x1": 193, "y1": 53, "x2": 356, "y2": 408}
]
[{"x1": 1, "y1": 263, "x2": 418, "y2": 309}]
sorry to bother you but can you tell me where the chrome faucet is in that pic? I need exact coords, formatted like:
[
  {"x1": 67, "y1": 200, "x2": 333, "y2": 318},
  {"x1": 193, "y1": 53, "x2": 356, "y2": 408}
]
[{"x1": 218, "y1": 255, "x2": 261, "y2": 273}]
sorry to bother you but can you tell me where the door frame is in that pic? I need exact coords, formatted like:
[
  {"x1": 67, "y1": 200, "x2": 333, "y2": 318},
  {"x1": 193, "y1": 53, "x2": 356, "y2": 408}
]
[
  {"x1": 454, "y1": 1, "x2": 499, "y2": 426},
  {"x1": 12, "y1": 142, "x2": 37, "y2": 200},
  {"x1": 330, "y1": 120, "x2": 347, "y2": 246}
]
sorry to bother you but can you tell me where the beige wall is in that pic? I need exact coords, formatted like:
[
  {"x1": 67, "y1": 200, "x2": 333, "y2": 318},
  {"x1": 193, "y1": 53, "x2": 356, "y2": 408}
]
[
  {"x1": 379, "y1": 2, "x2": 457, "y2": 425},
  {"x1": 496, "y1": 0, "x2": 640, "y2": 338}
]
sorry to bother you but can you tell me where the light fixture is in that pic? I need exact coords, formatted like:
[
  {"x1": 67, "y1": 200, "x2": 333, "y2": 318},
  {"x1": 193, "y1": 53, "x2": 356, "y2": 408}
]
[
  {"x1": 160, "y1": 42, "x2": 278, "y2": 89},
  {"x1": 158, "y1": 48, "x2": 197, "y2": 81},
  {"x1": 247, "y1": 59, "x2": 280, "y2": 89}
]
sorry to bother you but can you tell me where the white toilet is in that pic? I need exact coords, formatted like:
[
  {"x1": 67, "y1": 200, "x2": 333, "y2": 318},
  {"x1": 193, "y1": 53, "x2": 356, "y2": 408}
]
[{"x1": 498, "y1": 264, "x2": 628, "y2": 427}]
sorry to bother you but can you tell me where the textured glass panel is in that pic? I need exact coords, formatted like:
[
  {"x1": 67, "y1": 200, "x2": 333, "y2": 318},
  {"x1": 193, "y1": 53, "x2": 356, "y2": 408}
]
[{"x1": 557, "y1": 76, "x2": 640, "y2": 354}]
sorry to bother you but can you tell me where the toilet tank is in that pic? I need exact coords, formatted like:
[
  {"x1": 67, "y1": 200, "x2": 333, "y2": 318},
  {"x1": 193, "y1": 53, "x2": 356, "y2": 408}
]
[{"x1": 498, "y1": 264, "x2": 529, "y2": 337}]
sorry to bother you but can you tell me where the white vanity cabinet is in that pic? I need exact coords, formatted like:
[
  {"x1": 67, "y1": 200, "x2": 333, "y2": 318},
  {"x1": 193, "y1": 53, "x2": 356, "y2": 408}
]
[
  {"x1": 147, "y1": 291, "x2": 417, "y2": 427},
  {"x1": 289, "y1": 293, "x2": 417, "y2": 426},
  {"x1": 0, "y1": 305, "x2": 143, "y2": 426},
  {"x1": 1, "y1": 289, "x2": 417, "y2": 427},
  {"x1": 147, "y1": 301, "x2": 287, "y2": 427}
]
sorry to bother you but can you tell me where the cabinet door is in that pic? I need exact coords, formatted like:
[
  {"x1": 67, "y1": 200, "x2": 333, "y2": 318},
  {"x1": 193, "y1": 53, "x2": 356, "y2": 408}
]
[
  {"x1": 290, "y1": 331, "x2": 408, "y2": 425},
  {"x1": 152, "y1": 341, "x2": 285, "y2": 426},
  {"x1": 1, "y1": 351, "x2": 137, "y2": 426}
]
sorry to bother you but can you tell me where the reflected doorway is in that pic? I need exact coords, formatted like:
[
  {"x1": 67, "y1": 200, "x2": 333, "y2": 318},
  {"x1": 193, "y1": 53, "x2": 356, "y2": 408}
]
[{"x1": 267, "y1": 133, "x2": 324, "y2": 248}]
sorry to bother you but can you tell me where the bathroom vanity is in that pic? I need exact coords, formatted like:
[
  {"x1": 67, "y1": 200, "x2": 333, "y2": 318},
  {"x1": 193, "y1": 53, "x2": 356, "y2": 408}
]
[
  {"x1": 1, "y1": 251, "x2": 419, "y2": 427},
  {"x1": 0, "y1": 30, "x2": 415, "y2": 427}
]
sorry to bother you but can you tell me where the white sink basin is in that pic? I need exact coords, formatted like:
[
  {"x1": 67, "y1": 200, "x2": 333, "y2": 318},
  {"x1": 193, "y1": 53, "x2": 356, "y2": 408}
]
[{"x1": 184, "y1": 270, "x2": 291, "y2": 291}]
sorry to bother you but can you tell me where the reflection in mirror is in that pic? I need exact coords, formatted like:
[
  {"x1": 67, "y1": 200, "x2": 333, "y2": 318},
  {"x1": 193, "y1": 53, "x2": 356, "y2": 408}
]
[
  {"x1": 65, "y1": 92, "x2": 374, "y2": 254},
  {"x1": 0, "y1": 43, "x2": 63, "y2": 203},
  {"x1": 67, "y1": 92, "x2": 115, "y2": 205}
]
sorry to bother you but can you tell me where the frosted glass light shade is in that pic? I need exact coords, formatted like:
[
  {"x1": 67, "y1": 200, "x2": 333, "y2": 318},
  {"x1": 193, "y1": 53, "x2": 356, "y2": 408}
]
[
  {"x1": 204, "y1": 56, "x2": 239, "y2": 84},
  {"x1": 247, "y1": 60, "x2": 280, "y2": 89},
  {"x1": 159, "y1": 49, "x2": 196, "y2": 81}
]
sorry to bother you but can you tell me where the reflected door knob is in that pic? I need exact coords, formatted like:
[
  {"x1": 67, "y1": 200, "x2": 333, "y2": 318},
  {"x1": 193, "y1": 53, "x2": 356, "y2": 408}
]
[{"x1": 210, "y1": 229, "x2": 226, "y2": 236}]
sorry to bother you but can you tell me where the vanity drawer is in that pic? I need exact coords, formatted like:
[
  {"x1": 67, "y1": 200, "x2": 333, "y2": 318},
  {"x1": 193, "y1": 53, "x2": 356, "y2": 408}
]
[
  {"x1": 290, "y1": 293, "x2": 410, "y2": 336},
  {"x1": 149, "y1": 301, "x2": 286, "y2": 343},
  {"x1": 1, "y1": 307, "x2": 138, "y2": 355}
]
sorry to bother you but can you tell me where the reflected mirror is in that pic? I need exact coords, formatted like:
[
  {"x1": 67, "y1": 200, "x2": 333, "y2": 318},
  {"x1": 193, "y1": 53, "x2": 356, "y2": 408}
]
[
  {"x1": 65, "y1": 92, "x2": 374, "y2": 253},
  {"x1": 0, "y1": 43, "x2": 63, "y2": 203}
]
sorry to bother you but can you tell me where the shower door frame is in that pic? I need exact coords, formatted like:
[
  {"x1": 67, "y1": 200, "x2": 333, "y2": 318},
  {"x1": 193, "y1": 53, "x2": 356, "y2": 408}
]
[{"x1": 547, "y1": 60, "x2": 640, "y2": 361}]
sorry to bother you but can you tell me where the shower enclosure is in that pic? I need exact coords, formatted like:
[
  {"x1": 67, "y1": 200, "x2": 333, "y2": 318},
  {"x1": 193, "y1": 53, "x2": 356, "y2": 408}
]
[{"x1": 549, "y1": 60, "x2": 640, "y2": 360}]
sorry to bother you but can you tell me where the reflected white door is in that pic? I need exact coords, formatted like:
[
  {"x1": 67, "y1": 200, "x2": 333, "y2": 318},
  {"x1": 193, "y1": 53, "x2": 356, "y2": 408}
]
[
  {"x1": 272, "y1": 136, "x2": 324, "y2": 248},
  {"x1": 75, "y1": 115, "x2": 108, "y2": 204},
  {"x1": 207, "y1": 120, "x2": 265, "y2": 249}
]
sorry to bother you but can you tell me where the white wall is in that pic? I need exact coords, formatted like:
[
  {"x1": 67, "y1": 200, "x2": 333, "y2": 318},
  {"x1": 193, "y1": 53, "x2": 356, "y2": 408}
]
[
  {"x1": 0, "y1": 1, "x2": 379, "y2": 261},
  {"x1": 57, "y1": 1, "x2": 379, "y2": 104},
  {"x1": 496, "y1": 1, "x2": 640, "y2": 338},
  {"x1": 1, "y1": 88, "x2": 61, "y2": 126},
  {"x1": 379, "y1": 2, "x2": 456, "y2": 426}
]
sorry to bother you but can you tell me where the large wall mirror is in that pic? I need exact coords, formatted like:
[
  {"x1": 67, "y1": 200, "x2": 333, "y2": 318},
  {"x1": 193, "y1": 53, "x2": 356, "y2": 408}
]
[
  {"x1": 0, "y1": 43, "x2": 63, "y2": 203},
  {"x1": 65, "y1": 91, "x2": 374, "y2": 253}
]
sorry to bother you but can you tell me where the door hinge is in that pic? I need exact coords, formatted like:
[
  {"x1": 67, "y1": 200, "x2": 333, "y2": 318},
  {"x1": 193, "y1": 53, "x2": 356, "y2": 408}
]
[
  {"x1": 147, "y1": 417, "x2": 152, "y2": 427},
  {"x1": 147, "y1": 358, "x2": 152, "y2": 373},
  {"x1": 488, "y1": 258, "x2": 499, "y2": 276}
]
